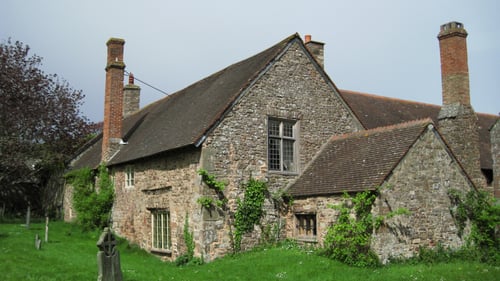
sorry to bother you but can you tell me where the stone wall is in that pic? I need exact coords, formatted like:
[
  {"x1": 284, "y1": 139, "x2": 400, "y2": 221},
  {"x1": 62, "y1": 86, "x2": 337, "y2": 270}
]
[
  {"x1": 200, "y1": 41, "x2": 362, "y2": 257},
  {"x1": 491, "y1": 119, "x2": 500, "y2": 198},
  {"x1": 284, "y1": 196, "x2": 344, "y2": 245},
  {"x1": 371, "y1": 126, "x2": 474, "y2": 263},
  {"x1": 111, "y1": 147, "x2": 202, "y2": 260},
  {"x1": 62, "y1": 184, "x2": 76, "y2": 222}
]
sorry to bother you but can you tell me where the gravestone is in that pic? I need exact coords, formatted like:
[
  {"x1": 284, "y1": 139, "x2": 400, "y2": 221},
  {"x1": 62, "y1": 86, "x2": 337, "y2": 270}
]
[
  {"x1": 34, "y1": 234, "x2": 42, "y2": 250},
  {"x1": 96, "y1": 227, "x2": 122, "y2": 281}
]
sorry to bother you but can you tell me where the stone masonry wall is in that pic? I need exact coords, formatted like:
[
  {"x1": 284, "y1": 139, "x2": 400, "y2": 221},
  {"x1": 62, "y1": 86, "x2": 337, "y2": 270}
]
[
  {"x1": 284, "y1": 196, "x2": 344, "y2": 245},
  {"x1": 111, "y1": 147, "x2": 202, "y2": 260},
  {"x1": 200, "y1": 41, "x2": 362, "y2": 258},
  {"x1": 371, "y1": 126, "x2": 474, "y2": 263},
  {"x1": 491, "y1": 119, "x2": 500, "y2": 198}
]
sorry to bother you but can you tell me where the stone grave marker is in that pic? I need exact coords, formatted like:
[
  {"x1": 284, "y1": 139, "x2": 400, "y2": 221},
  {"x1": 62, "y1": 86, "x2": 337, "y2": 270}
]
[{"x1": 96, "y1": 227, "x2": 122, "y2": 281}]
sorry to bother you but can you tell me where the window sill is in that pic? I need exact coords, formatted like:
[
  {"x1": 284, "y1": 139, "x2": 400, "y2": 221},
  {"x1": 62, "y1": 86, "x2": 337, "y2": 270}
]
[
  {"x1": 151, "y1": 248, "x2": 172, "y2": 256},
  {"x1": 268, "y1": 170, "x2": 299, "y2": 176},
  {"x1": 295, "y1": 237, "x2": 318, "y2": 243}
]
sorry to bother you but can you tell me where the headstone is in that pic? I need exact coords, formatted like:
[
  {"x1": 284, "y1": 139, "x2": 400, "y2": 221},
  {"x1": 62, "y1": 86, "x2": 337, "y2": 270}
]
[
  {"x1": 35, "y1": 234, "x2": 42, "y2": 250},
  {"x1": 96, "y1": 227, "x2": 122, "y2": 281},
  {"x1": 45, "y1": 216, "x2": 49, "y2": 242}
]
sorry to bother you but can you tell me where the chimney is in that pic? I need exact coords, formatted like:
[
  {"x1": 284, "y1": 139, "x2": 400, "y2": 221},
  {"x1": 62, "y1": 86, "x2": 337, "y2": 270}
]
[
  {"x1": 304, "y1": 35, "x2": 325, "y2": 68},
  {"x1": 102, "y1": 38, "x2": 126, "y2": 162},
  {"x1": 437, "y1": 22, "x2": 486, "y2": 190},
  {"x1": 123, "y1": 73, "x2": 140, "y2": 118}
]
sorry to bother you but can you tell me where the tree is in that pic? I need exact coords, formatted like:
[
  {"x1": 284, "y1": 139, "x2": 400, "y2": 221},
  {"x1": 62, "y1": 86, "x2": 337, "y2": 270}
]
[{"x1": 0, "y1": 38, "x2": 96, "y2": 217}]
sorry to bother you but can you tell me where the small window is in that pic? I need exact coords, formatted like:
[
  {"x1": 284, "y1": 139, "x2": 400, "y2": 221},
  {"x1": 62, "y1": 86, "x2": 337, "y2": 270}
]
[
  {"x1": 296, "y1": 213, "x2": 317, "y2": 238},
  {"x1": 268, "y1": 118, "x2": 297, "y2": 172},
  {"x1": 125, "y1": 165, "x2": 134, "y2": 188},
  {"x1": 151, "y1": 209, "x2": 171, "y2": 251}
]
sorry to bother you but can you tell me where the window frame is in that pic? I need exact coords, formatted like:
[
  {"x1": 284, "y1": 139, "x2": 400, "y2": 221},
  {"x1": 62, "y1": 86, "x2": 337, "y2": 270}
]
[
  {"x1": 125, "y1": 165, "x2": 134, "y2": 188},
  {"x1": 267, "y1": 118, "x2": 298, "y2": 173},
  {"x1": 151, "y1": 209, "x2": 171, "y2": 252},
  {"x1": 295, "y1": 213, "x2": 317, "y2": 241}
]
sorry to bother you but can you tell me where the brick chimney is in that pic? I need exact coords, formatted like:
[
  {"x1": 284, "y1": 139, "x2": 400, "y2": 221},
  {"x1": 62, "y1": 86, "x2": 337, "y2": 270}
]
[
  {"x1": 102, "y1": 38, "x2": 126, "y2": 162},
  {"x1": 437, "y1": 22, "x2": 485, "y2": 190},
  {"x1": 123, "y1": 73, "x2": 140, "y2": 118},
  {"x1": 304, "y1": 35, "x2": 325, "y2": 68}
]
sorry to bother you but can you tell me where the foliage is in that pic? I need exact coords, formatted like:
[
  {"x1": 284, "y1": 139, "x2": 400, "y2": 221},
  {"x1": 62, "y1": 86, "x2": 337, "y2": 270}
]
[
  {"x1": 322, "y1": 191, "x2": 380, "y2": 267},
  {"x1": 196, "y1": 196, "x2": 215, "y2": 209},
  {"x1": 65, "y1": 165, "x2": 114, "y2": 231},
  {"x1": 0, "y1": 38, "x2": 97, "y2": 215},
  {"x1": 233, "y1": 178, "x2": 267, "y2": 252},
  {"x1": 175, "y1": 214, "x2": 205, "y2": 266},
  {"x1": 448, "y1": 189, "x2": 500, "y2": 264},
  {"x1": 1, "y1": 221, "x2": 499, "y2": 281},
  {"x1": 198, "y1": 169, "x2": 226, "y2": 192}
]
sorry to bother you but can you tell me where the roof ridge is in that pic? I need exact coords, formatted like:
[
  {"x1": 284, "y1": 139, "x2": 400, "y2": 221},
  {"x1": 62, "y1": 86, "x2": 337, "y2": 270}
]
[
  {"x1": 331, "y1": 118, "x2": 433, "y2": 141},
  {"x1": 339, "y1": 89, "x2": 442, "y2": 109}
]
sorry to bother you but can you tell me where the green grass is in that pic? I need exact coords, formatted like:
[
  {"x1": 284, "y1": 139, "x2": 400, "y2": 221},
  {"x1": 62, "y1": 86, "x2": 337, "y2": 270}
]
[{"x1": 1, "y1": 221, "x2": 499, "y2": 280}]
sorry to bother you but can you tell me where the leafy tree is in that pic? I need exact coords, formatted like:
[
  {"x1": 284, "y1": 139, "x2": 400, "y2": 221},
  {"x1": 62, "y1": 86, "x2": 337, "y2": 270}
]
[{"x1": 0, "y1": 38, "x2": 95, "y2": 216}]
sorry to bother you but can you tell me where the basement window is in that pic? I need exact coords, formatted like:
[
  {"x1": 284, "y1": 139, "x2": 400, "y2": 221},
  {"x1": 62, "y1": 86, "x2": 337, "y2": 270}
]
[
  {"x1": 125, "y1": 165, "x2": 134, "y2": 188},
  {"x1": 151, "y1": 209, "x2": 171, "y2": 252},
  {"x1": 295, "y1": 213, "x2": 317, "y2": 240}
]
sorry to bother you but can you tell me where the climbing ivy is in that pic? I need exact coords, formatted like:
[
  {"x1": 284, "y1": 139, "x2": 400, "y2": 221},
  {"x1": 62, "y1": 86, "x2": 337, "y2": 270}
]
[
  {"x1": 448, "y1": 189, "x2": 500, "y2": 263},
  {"x1": 322, "y1": 190, "x2": 409, "y2": 267},
  {"x1": 233, "y1": 178, "x2": 267, "y2": 252},
  {"x1": 198, "y1": 169, "x2": 226, "y2": 192},
  {"x1": 65, "y1": 164, "x2": 114, "y2": 231}
]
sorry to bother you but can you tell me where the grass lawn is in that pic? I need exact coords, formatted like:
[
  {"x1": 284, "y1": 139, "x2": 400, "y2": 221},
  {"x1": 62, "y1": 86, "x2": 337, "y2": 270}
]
[{"x1": 1, "y1": 221, "x2": 498, "y2": 280}]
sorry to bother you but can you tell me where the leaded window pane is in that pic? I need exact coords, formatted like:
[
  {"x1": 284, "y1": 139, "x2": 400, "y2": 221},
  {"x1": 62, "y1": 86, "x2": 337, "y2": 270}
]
[{"x1": 268, "y1": 138, "x2": 281, "y2": 170}]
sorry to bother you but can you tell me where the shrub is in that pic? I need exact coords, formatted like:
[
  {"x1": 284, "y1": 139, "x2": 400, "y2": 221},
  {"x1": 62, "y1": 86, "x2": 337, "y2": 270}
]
[{"x1": 322, "y1": 191, "x2": 380, "y2": 267}]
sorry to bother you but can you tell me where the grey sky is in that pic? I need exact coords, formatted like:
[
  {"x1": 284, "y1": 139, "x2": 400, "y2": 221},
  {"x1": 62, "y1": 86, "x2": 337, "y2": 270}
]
[{"x1": 2, "y1": 0, "x2": 499, "y2": 122}]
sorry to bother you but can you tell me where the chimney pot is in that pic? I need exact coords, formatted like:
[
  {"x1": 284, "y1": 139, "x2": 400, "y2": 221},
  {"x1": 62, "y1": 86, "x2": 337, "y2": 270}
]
[
  {"x1": 129, "y1": 73, "x2": 134, "y2": 85},
  {"x1": 305, "y1": 35, "x2": 312, "y2": 43}
]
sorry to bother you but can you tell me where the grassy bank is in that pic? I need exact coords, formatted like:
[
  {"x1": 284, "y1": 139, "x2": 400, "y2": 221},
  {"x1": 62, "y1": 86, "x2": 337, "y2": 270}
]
[{"x1": 0, "y1": 221, "x2": 498, "y2": 280}]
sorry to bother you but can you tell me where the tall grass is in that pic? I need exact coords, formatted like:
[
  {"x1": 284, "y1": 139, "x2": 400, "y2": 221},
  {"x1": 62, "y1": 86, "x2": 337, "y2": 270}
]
[{"x1": 1, "y1": 221, "x2": 498, "y2": 281}]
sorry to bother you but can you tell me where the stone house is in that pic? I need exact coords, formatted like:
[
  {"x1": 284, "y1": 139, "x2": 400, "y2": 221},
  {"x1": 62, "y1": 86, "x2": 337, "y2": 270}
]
[{"x1": 64, "y1": 22, "x2": 499, "y2": 262}]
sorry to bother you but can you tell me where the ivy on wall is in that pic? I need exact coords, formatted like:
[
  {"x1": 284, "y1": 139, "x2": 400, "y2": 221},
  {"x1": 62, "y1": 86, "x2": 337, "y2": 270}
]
[
  {"x1": 197, "y1": 169, "x2": 268, "y2": 252},
  {"x1": 65, "y1": 164, "x2": 114, "y2": 231}
]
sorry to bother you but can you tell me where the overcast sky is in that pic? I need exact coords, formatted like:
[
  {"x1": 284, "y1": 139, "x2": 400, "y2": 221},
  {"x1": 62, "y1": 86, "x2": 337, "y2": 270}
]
[{"x1": 2, "y1": 0, "x2": 499, "y2": 122}]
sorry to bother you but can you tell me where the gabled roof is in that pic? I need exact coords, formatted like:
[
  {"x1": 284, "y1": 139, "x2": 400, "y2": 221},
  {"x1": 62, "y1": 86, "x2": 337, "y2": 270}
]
[
  {"x1": 287, "y1": 119, "x2": 435, "y2": 197},
  {"x1": 72, "y1": 34, "x2": 305, "y2": 168},
  {"x1": 339, "y1": 90, "x2": 499, "y2": 169}
]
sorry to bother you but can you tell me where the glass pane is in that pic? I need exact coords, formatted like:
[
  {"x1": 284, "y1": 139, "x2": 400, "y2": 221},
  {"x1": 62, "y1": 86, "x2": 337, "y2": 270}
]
[
  {"x1": 283, "y1": 122, "x2": 294, "y2": 138},
  {"x1": 268, "y1": 119, "x2": 280, "y2": 136},
  {"x1": 268, "y1": 138, "x2": 281, "y2": 170},
  {"x1": 283, "y1": 140, "x2": 294, "y2": 171}
]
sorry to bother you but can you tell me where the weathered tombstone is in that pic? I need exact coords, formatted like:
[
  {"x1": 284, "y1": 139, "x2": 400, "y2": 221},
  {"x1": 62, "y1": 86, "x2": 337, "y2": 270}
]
[
  {"x1": 96, "y1": 227, "x2": 122, "y2": 281},
  {"x1": 35, "y1": 234, "x2": 42, "y2": 250},
  {"x1": 45, "y1": 216, "x2": 49, "y2": 242}
]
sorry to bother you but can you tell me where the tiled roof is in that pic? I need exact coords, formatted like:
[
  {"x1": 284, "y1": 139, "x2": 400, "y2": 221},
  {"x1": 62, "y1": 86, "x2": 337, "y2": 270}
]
[
  {"x1": 71, "y1": 34, "x2": 301, "y2": 168},
  {"x1": 287, "y1": 119, "x2": 433, "y2": 197},
  {"x1": 339, "y1": 90, "x2": 498, "y2": 169}
]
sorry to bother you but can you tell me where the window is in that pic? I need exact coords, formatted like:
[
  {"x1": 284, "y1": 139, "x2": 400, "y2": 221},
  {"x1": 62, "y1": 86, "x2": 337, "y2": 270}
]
[
  {"x1": 268, "y1": 118, "x2": 297, "y2": 172},
  {"x1": 151, "y1": 210, "x2": 171, "y2": 251},
  {"x1": 125, "y1": 165, "x2": 134, "y2": 188},
  {"x1": 296, "y1": 213, "x2": 317, "y2": 238}
]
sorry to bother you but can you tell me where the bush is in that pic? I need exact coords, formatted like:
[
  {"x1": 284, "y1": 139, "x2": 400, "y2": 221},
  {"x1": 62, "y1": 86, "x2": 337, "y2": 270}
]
[{"x1": 322, "y1": 191, "x2": 380, "y2": 267}]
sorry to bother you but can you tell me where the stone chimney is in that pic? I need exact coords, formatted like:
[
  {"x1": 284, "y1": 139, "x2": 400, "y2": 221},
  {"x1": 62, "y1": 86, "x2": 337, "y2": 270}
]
[
  {"x1": 304, "y1": 35, "x2": 325, "y2": 68},
  {"x1": 123, "y1": 73, "x2": 140, "y2": 118},
  {"x1": 102, "y1": 38, "x2": 126, "y2": 162},
  {"x1": 437, "y1": 22, "x2": 485, "y2": 190}
]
